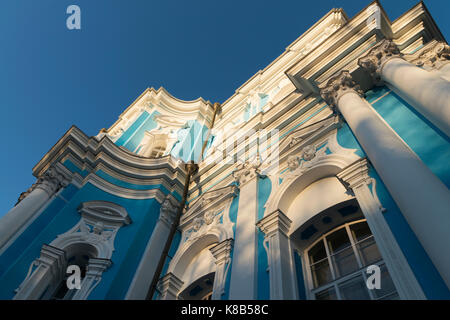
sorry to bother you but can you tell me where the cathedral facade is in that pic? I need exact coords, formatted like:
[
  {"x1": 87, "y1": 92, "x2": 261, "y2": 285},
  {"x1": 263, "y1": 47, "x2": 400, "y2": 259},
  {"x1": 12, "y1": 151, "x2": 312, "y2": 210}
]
[{"x1": 0, "y1": 1, "x2": 449, "y2": 300}]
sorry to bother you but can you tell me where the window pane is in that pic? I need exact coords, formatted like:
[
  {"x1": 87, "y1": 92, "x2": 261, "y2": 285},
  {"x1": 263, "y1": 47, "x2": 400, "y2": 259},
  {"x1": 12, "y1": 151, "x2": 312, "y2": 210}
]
[
  {"x1": 315, "y1": 287, "x2": 337, "y2": 300},
  {"x1": 350, "y1": 221, "x2": 372, "y2": 242},
  {"x1": 356, "y1": 236, "x2": 382, "y2": 266},
  {"x1": 327, "y1": 228, "x2": 359, "y2": 277},
  {"x1": 309, "y1": 241, "x2": 327, "y2": 264},
  {"x1": 372, "y1": 264, "x2": 397, "y2": 299},
  {"x1": 331, "y1": 246, "x2": 359, "y2": 278},
  {"x1": 326, "y1": 228, "x2": 351, "y2": 254},
  {"x1": 338, "y1": 275, "x2": 371, "y2": 300},
  {"x1": 309, "y1": 241, "x2": 332, "y2": 287},
  {"x1": 311, "y1": 259, "x2": 332, "y2": 288}
]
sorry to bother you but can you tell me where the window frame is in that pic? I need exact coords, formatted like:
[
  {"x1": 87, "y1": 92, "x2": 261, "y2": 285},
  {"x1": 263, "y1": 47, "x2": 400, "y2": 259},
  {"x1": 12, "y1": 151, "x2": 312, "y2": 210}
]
[{"x1": 303, "y1": 219, "x2": 397, "y2": 300}]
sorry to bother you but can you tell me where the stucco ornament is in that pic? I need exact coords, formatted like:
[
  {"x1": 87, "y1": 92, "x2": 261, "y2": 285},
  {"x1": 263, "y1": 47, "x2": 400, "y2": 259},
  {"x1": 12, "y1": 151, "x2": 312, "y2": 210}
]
[
  {"x1": 301, "y1": 144, "x2": 316, "y2": 161},
  {"x1": 283, "y1": 144, "x2": 328, "y2": 181},
  {"x1": 185, "y1": 210, "x2": 224, "y2": 243},
  {"x1": 16, "y1": 164, "x2": 72, "y2": 204},
  {"x1": 159, "y1": 197, "x2": 178, "y2": 226},
  {"x1": 192, "y1": 217, "x2": 203, "y2": 232},
  {"x1": 203, "y1": 211, "x2": 216, "y2": 225},
  {"x1": 357, "y1": 39, "x2": 402, "y2": 85},
  {"x1": 319, "y1": 70, "x2": 364, "y2": 110},
  {"x1": 232, "y1": 154, "x2": 262, "y2": 186},
  {"x1": 411, "y1": 41, "x2": 450, "y2": 70},
  {"x1": 287, "y1": 155, "x2": 300, "y2": 171}
]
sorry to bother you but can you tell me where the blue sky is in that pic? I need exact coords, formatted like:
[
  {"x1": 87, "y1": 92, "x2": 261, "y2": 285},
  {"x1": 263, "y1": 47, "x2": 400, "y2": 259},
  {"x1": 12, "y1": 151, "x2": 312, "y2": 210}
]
[{"x1": 0, "y1": 0, "x2": 448, "y2": 217}]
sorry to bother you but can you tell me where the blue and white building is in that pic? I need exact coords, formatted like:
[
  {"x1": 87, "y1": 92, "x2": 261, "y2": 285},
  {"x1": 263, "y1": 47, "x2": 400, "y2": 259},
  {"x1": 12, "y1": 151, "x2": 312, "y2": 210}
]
[{"x1": 0, "y1": 1, "x2": 449, "y2": 300}]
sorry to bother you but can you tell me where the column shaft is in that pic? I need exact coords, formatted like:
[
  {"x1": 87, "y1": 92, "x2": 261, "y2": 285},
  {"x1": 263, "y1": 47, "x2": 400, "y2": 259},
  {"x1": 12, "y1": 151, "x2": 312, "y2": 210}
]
[
  {"x1": 0, "y1": 188, "x2": 50, "y2": 250},
  {"x1": 229, "y1": 173, "x2": 259, "y2": 299},
  {"x1": 382, "y1": 57, "x2": 450, "y2": 136}
]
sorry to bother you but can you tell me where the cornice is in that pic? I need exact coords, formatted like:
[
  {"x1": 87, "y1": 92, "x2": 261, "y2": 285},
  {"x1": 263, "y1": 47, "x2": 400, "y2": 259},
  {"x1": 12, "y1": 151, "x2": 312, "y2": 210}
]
[
  {"x1": 32, "y1": 126, "x2": 187, "y2": 196},
  {"x1": 107, "y1": 87, "x2": 215, "y2": 137}
]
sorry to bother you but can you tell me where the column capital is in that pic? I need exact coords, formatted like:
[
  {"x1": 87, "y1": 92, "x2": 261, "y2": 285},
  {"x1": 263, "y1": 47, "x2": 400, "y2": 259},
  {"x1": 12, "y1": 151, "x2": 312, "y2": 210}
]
[
  {"x1": 157, "y1": 272, "x2": 184, "y2": 300},
  {"x1": 159, "y1": 197, "x2": 179, "y2": 227},
  {"x1": 358, "y1": 39, "x2": 402, "y2": 85},
  {"x1": 336, "y1": 158, "x2": 371, "y2": 190},
  {"x1": 16, "y1": 164, "x2": 73, "y2": 204},
  {"x1": 232, "y1": 155, "x2": 262, "y2": 187},
  {"x1": 319, "y1": 70, "x2": 363, "y2": 110},
  {"x1": 210, "y1": 239, "x2": 233, "y2": 266},
  {"x1": 256, "y1": 209, "x2": 292, "y2": 237},
  {"x1": 85, "y1": 258, "x2": 112, "y2": 277},
  {"x1": 410, "y1": 41, "x2": 450, "y2": 71}
]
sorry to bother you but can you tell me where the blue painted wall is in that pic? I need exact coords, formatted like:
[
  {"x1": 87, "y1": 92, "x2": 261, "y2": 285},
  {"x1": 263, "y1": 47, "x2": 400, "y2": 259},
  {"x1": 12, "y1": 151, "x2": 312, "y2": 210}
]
[
  {"x1": 256, "y1": 177, "x2": 272, "y2": 299},
  {"x1": 222, "y1": 191, "x2": 239, "y2": 300}
]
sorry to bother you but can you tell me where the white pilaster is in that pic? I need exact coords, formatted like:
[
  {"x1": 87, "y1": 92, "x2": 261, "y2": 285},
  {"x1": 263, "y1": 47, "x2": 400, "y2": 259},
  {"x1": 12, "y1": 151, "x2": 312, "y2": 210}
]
[
  {"x1": 209, "y1": 239, "x2": 233, "y2": 300},
  {"x1": 14, "y1": 244, "x2": 67, "y2": 300},
  {"x1": 337, "y1": 158, "x2": 426, "y2": 299},
  {"x1": 228, "y1": 157, "x2": 260, "y2": 299},
  {"x1": 320, "y1": 70, "x2": 450, "y2": 289},
  {"x1": 72, "y1": 258, "x2": 112, "y2": 300},
  {"x1": 125, "y1": 196, "x2": 178, "y2": 300},
  {"x1": 256, "y1": 209, "x2": 295, "y2": 300},
  {"x1": 157, "y1": 272, "x2": 184, "y2": 300},
  {"x1": 358, "y1": 39, "x2": 450, "y2": 137}
]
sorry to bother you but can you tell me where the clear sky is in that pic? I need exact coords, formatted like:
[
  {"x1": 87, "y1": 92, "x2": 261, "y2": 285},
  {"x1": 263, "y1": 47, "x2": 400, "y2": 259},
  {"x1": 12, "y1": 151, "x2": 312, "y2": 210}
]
[{"x1": 0, "y1": 0, "x2": 448, "y2": 217}]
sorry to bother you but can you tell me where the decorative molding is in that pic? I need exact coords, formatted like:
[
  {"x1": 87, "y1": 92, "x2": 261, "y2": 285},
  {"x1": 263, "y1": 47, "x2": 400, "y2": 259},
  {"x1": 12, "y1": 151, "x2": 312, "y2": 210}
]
[
  {"x1": 337, "y1": 158, "x2": 385, "y2": 212},
  {"x1": 265, "y1": 130, "x2": 360, "y2": 216},
  {"x1": 17, "y1": 163, "x2": 73, "y2": 204},
  {"x1": 183, "y1": 209, "x2": 227, "y2": 244},
  {"x1": 409, "y1": 41, "x2": 450, "y2": 70},
  {"x1": 159, "y1": 196, "x2": 179, "y2": 227},
  {"x1": 232, "y1": 154, "x2": 262, "y2": 187},
  {"x1": 14, "y1": 244, "x2": 67, "y2": 299},
  {"x1": 357, "y1": 39, "x2": 402, "y2": 85},
  {"x1": 209, "y1": 239, "x2": 233, "y2": 299},
  {"x1": 72, "y1": 258, "x2": 112, "y2": 300},
  {"x1": 157, "y1": 272, "x2": 184, "y2": 300},
  {"x1": 182, "y1": 184, "x2": 239, "y2": 225},
  {"x1": 319, "y1": 70, "x2": 363, "y2": 110},
  {"x1": 256, "y1": 209, "x2": 292, "y2": 237},
  {"x1": 50, "y1": 201, "x2": 131, "y2": 259}
]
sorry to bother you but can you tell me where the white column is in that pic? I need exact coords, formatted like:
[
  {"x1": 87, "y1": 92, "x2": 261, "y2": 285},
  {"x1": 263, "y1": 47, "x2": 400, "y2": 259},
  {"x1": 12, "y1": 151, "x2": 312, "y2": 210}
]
[
  {"x1": 125, "y1": 197, "x2": 178, "y2": 300},
  {"x1": 228, "y1": 158, "x2": 260, "y2": 299},
  {"x1": 0, "y1": 165, "x2": 72, "y2": 251},
  {"x1": 320, "y1": 70, "x2": 450, "y2": 289},
  {"x1": 256, "y1": 209, "x2": 295, "y2": 300},
  {"x1": 410, "y1": 41, "x2": 450, "y2": 82},
  {"x1": 209, "y1": 239, "x2": 233, "y2": 300},
  {"x1": 358, "y1": 39, "x2": 450, "y2": 137},
  {"x1": 157, "y1": 272, "x2": 184, "y2": 300},
  {"x1": 337, "y1": 158, "x2": 426, "y2": 299},
  {"x1": 14, "y1": 244, "x2": 67, "y2": 300}
]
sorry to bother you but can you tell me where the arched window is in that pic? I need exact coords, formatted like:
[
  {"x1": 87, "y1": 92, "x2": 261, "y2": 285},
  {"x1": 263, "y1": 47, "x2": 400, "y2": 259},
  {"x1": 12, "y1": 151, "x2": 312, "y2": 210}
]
[
  {"x1": 47, "y1": 243, "x2": 97, "y2": 300},
  {"x1": 305, "y1": 219, "x2": 398, "y2": 300},
  {"x1": 14, "y1": 201, "x2": 130, "y2": 300}
]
